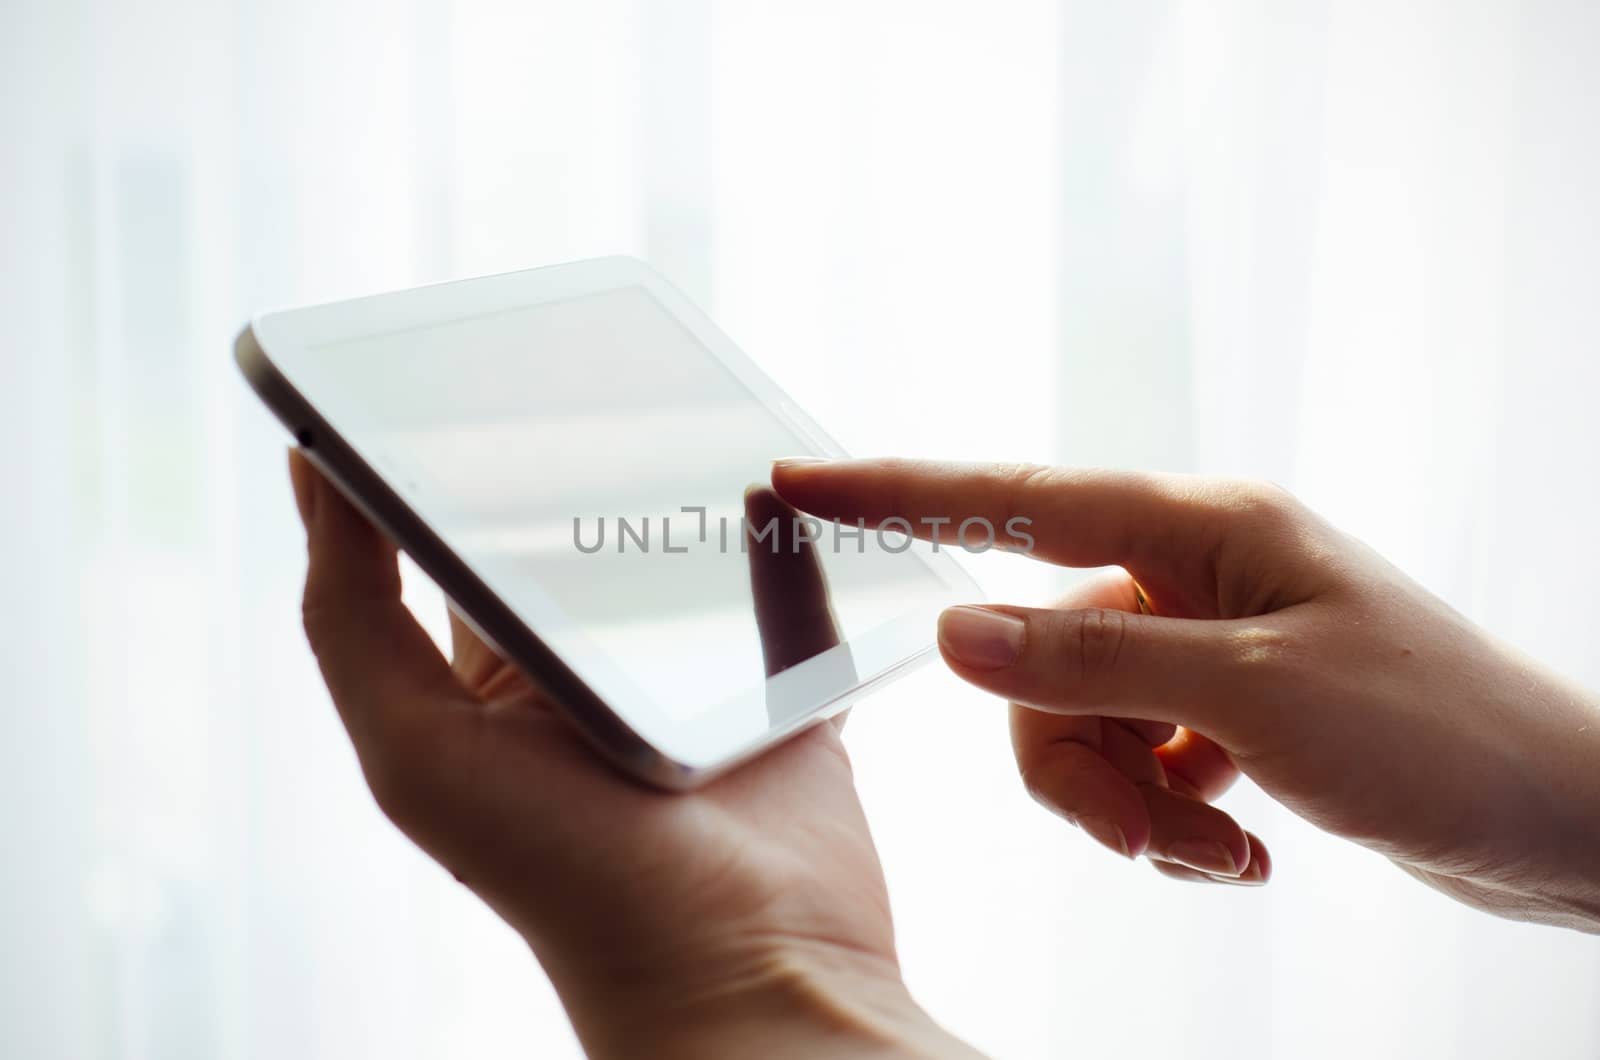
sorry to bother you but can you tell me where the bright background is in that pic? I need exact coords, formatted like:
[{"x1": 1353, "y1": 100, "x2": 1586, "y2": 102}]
[{"x1": 5, "y1": 1, "x2": 1600, "y2": 1057}]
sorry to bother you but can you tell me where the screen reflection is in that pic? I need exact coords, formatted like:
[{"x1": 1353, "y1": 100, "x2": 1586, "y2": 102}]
[{"x1": 742, "y1": 486, "x2": 856, "y2": 725}]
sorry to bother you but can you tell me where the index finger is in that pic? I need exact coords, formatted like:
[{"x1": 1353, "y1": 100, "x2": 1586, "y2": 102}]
[
  {"x1": 290, "y1": 450, "x2": 478, "y2": 790},
  {"x1": 742, "y1": 485, "x2": 844, "y2": 678},
  {"x1": 771, "y1": 458, "x2": 1224, "y2": 574}
]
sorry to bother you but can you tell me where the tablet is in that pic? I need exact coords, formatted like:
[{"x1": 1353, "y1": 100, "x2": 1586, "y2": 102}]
[{"x1": 236, "y1": 256, "x2": 981, "y2": 788}]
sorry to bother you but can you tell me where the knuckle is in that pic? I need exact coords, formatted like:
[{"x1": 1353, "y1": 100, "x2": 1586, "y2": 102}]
[
  {"x1": 1003, "y1": 462, "x2": 1066, "y2": 495},
  {"x1": 1016, "y1": 760, "x2": 1058, "y2": 812},
  {"x1": 1000, "y1": 463, "x2": 1068, "y2": 525},
  {"x1": 1210, "y1": 477, "x2": 1304, "y2": 531},
  {"x1": 1011, "y1": 737, "x2": 1067, "y2": 811},
  {"x1": 1053, "y1": 607, "x2": 1130, "y2": 686},
  {"x1": 300, "y1": 581, "x2": 340, "y2": 646},
  {"x1": 1013, "y1": 736, "x2": 1095, "y2": 820},
  {"x1": 300, "y1": 601, "x2": 329, "y2": 647}
]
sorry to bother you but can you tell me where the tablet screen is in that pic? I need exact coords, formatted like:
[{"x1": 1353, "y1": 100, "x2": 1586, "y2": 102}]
[{"x1": 281, "y1": 282, "x2": 969, "y2": 745}]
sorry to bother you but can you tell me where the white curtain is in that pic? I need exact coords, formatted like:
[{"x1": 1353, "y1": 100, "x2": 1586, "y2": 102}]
[{"x1": 5, "y1": 1, "x2": 1598, "y2": 1057}]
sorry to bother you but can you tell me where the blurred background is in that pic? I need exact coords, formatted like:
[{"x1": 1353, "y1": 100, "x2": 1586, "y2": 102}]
[{"x1": 4, "y1": 1, "x2": 1599, "y2": 1057}]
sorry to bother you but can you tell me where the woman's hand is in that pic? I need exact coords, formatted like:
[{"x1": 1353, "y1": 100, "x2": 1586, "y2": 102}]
[
  {"x1": 286, "y1": 452, "x2": 979, "y2": 1059},
  {"x1": 773, "y1": 459, "x2": 1600, "y2": 932}
]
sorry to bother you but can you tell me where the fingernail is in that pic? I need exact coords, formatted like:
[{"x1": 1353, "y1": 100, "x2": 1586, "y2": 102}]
[
  {"x1": 772, "y1": 456, "x2": 829, "y2": 471},
  {"x1": 1078, "y1": 815, "x2": 1132, "y2": 859},
  {"x1": 1211, "y1": 847, "x2": 1269, "y2": 886},
  {"x1": 938, "y1": 606, "x2": 1026, "y2": 670},
  {"x1": 1205, "y1": 863, "x2": 1267, "y2": 887},
  {"x1": 1167, "y1": 839, "x2": 1239, "y2": 877}
]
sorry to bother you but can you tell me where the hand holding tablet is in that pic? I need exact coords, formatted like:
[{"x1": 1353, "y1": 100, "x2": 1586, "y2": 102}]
[
  {"x1": 247, "y1": 258, "x2": 1600, "y2": 1060},
  {"x1": 284, "y1": 450, "x2": 979, "y2": 1059}
]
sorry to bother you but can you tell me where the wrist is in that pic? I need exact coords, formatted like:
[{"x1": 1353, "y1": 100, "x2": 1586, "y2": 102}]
[
  {"x1": 1481, "y1": 654, "x2": 1600, "y2": 932},
  {"x1": 554, "y1": 936, "x2": 978, "y2": 1060},
  {"x1": 1531, "y1": 691, "x2": 1600, "y2": 931}
]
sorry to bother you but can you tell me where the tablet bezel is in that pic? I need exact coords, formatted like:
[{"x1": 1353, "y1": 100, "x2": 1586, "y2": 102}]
[{"x1": 236, "y1": 256, "x2": 982, "y2": 788}]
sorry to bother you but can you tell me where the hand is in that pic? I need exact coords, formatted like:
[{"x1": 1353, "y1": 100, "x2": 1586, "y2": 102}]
[
  {"x1": 772, "y1": 459, "x2": 1600, "y2": 931},
  {"x1": 286, "y1": 452, "x2": 978, "y2": 1058}
]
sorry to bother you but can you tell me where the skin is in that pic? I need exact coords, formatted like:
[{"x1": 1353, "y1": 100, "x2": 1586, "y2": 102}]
[
  {"x1": 287, "y1": 451, "x2": 978, "y2": 1059},
  {"x1": 287, "y1": 451, "x2": 1600, "y2": 1058},
  {"x1": 772, "y1": 459, "x2": 1600, "y2": 929}
]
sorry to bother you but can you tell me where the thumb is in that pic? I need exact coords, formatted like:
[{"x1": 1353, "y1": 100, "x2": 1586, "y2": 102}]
[{"x1": 936, "y1": 604, "x2": 1275, "y2": 740}]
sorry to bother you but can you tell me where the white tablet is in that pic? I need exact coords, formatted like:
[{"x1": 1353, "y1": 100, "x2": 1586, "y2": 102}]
[{"x1": 236, "y1": 256, "x2": 980, "y2": 788}]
